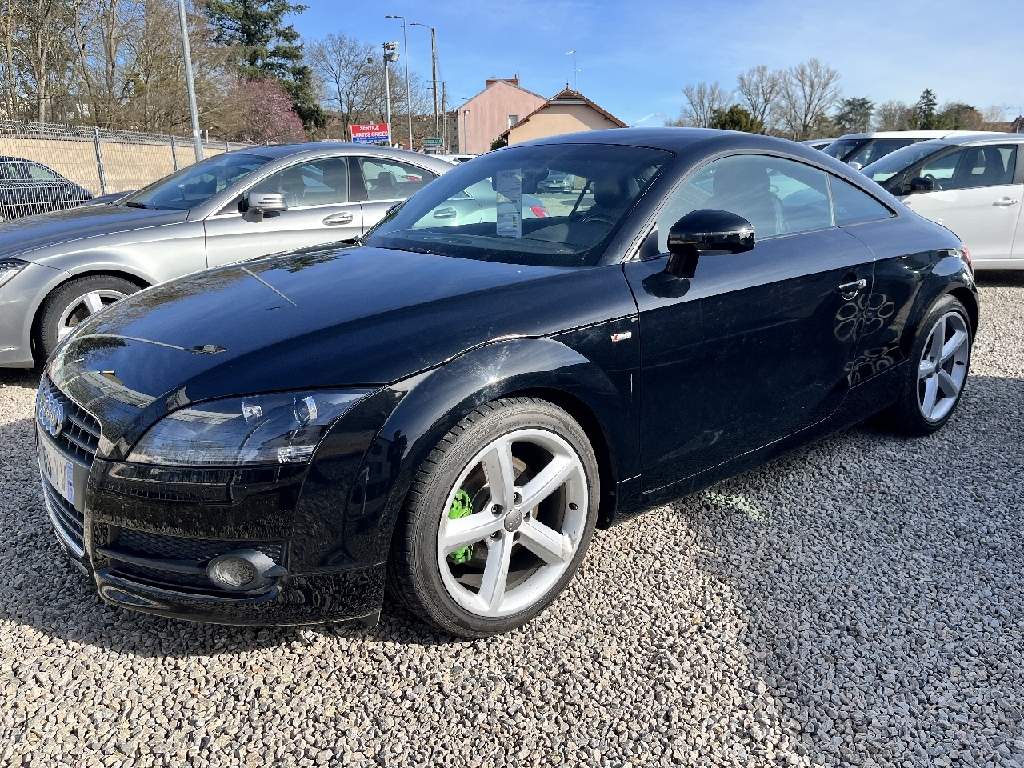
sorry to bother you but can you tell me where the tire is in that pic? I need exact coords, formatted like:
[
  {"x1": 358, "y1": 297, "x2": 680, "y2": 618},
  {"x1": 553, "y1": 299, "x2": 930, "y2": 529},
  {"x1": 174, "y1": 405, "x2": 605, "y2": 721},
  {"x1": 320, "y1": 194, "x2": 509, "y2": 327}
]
[
  {"x1": 36, "y1": 275, "x2": 139, "y2": 361},
  {"x1": 875, "y1": 294, "x2": 972, "y2": 436},
  {"x1": 388, "y1": 397, "x2": 600, "y2": 638}
]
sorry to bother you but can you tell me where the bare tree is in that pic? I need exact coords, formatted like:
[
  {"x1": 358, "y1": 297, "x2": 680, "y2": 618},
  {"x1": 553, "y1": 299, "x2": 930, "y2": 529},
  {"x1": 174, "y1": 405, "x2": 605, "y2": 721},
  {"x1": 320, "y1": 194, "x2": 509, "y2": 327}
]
[
  {"x1": 307, "y1": 33, "x2": 376, "y2": 139},
  {"x1": 777, "y1": 59, "x2": 841, "y2": 140},
  {"x1": 874, "y1": 100, "x2": 914, "y2": 131},
  {"x1": 669, "y1": 82, "x2": 731, "y2": 128},
  {"x1": 735, "y1": 65, "x2": 782, "y2": 133}
]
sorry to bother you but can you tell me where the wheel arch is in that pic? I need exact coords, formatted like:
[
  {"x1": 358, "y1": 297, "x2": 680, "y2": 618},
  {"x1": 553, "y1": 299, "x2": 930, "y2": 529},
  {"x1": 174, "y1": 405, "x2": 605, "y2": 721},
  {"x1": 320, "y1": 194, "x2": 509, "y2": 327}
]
[
  {"x1": 29, "y1": 269, "x2": 151, "y2": 360},
  {"x1": 948, "y1": 285, "x2": 979, "y2": 337},
  {"x1": 340, "y1": 337, "x2": 634, "y2": 570}
]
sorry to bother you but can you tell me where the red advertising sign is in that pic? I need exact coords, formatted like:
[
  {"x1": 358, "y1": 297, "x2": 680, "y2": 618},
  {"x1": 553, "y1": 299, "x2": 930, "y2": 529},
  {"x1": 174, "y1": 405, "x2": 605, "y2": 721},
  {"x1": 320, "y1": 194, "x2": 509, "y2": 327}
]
[{"x1": 351, "y1": 123, "x2": 390, "y2": 144}]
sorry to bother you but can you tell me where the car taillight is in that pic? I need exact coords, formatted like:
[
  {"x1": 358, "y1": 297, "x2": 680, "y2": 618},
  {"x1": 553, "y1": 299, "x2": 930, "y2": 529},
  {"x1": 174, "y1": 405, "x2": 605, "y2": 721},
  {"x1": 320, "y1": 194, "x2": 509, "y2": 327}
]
[
  {"x1": 960, "y1": 247, "x2": 973, "y2": 272},
  {"x1": 530, "y1": 205, "x2": 547, "y2": 218}
]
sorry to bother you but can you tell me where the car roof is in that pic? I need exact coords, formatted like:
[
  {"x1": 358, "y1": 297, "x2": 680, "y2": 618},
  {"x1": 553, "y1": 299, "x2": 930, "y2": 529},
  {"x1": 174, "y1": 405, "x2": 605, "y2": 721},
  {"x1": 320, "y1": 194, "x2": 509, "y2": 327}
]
[
  {"x1": 834, "y1": 130, "x2": 1007, "y2": 141},
  {"x1": 908, "y1": 132, "x2": 1024, "y2": 148},
  {"x1": 229, "y1": 142, "x2": 456, "y2": 171}
]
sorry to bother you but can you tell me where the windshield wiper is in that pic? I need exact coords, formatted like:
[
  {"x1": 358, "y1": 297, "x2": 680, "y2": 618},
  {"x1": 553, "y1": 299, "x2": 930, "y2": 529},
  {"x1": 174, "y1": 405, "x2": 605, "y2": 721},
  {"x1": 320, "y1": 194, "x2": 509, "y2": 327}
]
[{"x1": 124, "y1": 201, "x2": 148, "y2": 209}]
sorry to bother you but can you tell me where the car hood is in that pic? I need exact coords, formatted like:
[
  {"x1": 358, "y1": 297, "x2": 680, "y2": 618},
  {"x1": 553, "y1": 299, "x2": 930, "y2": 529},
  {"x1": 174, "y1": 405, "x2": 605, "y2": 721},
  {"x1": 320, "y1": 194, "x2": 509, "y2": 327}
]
[
  {"x1": 0, "y1": 204, "x2": 187, "y2": 260},
  {"x1": 50, "y1": 245, "x2": 632, "y2": 455}
]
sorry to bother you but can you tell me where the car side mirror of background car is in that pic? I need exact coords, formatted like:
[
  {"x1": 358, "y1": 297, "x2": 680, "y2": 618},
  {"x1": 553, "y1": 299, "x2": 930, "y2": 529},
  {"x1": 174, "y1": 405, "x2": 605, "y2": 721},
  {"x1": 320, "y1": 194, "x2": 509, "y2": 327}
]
[
  {"x1": 908, "y1": 176, "x2": 935, "y2": 194},
  {"x1": 847, "y1": 161, "x2": 863, "y2": 171},
  {"x1": 242, "y1": 192, "x2": 288, "y2": 221},
  {"x1": 665, "y1": 209, "x2": 755, "y2": 279}
]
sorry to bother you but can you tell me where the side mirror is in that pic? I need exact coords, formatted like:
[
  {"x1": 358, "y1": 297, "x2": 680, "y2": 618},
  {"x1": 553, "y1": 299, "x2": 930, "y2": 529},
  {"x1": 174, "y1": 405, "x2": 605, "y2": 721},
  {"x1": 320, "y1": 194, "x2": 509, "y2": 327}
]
[
  {"x1": 908, "y1": 176, "x2": 935, "y2": 194},
  {"x1": 847, "y1": 161, "x2": 863, "y2": 171},
  {"x1": 665, "y1": 209, "x2": 755, "y2": 279},
  {"x1": 246, "y1": 191, "x2": 288, "y2": 214}
]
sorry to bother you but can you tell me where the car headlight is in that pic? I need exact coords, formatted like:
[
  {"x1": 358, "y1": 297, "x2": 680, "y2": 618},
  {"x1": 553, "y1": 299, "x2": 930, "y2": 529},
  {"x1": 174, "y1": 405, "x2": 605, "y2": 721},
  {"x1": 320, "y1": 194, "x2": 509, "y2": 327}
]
[
  {"x1": 128, "y1": 389, "x2": 373, "y2": 466},
  {"x1": 0, "y1": 258, "x2": 28, "y2": 289}
]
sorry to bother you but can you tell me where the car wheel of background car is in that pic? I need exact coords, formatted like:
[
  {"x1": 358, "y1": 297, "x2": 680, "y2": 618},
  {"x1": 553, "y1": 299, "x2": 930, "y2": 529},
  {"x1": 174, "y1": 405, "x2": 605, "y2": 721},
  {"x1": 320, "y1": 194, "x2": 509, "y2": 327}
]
[
  {"x1": 37, "y1": 275, "x2": 140, "y2": 361},
  {"x1": 388, "y1": 397, "x2": 600, "y2": 638},
  {"x1": 876, "y1": 295, "x2": 971, "y2": 436}
]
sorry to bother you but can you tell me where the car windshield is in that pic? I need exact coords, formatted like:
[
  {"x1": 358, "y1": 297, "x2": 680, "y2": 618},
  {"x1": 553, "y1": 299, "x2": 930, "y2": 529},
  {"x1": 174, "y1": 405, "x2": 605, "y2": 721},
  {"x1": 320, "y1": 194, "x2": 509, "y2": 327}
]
[
  {"x1": 844, "y1": 138, "x2": 918, "y2": 168},
  {"x1": 122, "y1": 152, "x2": 273, "y2": 211},
  {"x1": 862, "y1": 141, "x2": 949, "y2": 184},
  {"x1": 365, "y1": 144, "x2": 672, "y2": 267},
  {"x1": 822, "y1": 139, "x2": 864, "y2": 160}
]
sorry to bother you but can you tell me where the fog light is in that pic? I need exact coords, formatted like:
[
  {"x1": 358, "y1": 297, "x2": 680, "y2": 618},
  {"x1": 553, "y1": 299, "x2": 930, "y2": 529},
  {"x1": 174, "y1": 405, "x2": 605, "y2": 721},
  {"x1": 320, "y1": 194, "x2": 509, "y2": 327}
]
[{"x1": 206, "y1": 550, "x2": 285, "y2": 591}]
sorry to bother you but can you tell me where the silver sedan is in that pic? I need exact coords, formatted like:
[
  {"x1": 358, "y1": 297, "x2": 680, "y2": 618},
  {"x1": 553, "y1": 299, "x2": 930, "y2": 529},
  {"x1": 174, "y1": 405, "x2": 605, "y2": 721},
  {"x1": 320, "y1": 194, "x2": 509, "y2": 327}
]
[{"x1": 0, "y1": 144, "x2": 454, "y2": 367}]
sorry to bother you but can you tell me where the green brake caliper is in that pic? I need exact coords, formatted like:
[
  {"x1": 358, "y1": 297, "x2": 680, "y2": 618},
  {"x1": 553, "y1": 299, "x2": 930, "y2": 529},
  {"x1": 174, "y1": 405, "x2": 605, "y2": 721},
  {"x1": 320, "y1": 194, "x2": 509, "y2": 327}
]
[{"x1": 447, "y1": 489, "x2": 475, "y2": 565}]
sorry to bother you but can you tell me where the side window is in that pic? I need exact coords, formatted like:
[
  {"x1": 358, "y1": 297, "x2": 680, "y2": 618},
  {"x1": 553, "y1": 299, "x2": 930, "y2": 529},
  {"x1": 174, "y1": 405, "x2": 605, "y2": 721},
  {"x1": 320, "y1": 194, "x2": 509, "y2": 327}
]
[
  {"x1": 918, "y1": 150, "x2": 963, "y2": 191},
  {"x1": 0, "y1": 162, "x2": 27, "y2": 180},
  {"x1": 26, "y1": 163, "x2": 59, "y2": 182},
  {"x1": 357, "y1": 158, "x2": 437, "y2": 201},
  {"x1": 951, "y1": 145, "x2": 1017, "y2": 189},
  {"x1": 829, "y1": 176, "x2": 893, "y2": 225},
  {"x1": 654, "y1": 154, "x2": 833, "y2": 251},
  {"x1": 249, "y1": 158, "x2": 350, "y2": 208}
]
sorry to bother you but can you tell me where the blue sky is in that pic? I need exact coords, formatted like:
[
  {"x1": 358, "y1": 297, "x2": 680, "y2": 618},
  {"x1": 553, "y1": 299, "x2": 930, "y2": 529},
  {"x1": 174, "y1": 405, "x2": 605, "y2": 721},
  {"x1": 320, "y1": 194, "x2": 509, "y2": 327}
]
[{"x1": 292, "y1": 0, "x2": 1024, "y2": 126}]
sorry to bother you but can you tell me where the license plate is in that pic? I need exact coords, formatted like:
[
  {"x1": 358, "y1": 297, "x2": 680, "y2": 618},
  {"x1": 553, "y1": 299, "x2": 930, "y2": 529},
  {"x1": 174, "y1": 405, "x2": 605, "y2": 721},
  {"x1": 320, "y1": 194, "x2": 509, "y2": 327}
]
[{"x1": 37, "y1": 436, "x2": 76, "y2": 506}]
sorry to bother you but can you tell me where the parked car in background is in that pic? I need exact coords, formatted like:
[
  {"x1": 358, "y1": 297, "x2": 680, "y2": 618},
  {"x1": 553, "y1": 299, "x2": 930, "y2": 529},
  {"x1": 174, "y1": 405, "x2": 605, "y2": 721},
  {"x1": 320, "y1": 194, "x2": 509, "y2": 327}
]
[
  {"x1": 860, "y1": 133, "x2": 1024, "y2": 269},
  {"x1": 38, "y1": 129, "x2": 976, "y2": 637},
  {"x1": 435, "y1": 154, "x2": 477, "y2": 164},
  {"x1": 536, "y1": 171, "x2": 576, "y2": 192},
  {"x1": 823, "y1": 131, "x2": 1001, "y2": 170},
  {"x1": 0, "y1": 143, "x2": 454, "y2": 367},
  {"x1": 0, "y1": 157, "x2": 92, "y2": 221},
  {"x1": 425, "y1": 179, "x2": 549, "y2": 225},
  {"x1": 802, "y1": 138, "x2": 837, "y2": 151}
]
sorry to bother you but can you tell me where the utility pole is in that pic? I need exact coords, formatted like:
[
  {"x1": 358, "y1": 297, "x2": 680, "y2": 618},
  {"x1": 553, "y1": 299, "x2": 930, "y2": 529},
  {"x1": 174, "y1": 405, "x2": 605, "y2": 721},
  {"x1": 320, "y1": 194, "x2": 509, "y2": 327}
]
[
  {"x1": 177, "y1": 0, "x2": 203, "y2": 162},
  {"x1": 386, "y1": 15, "x2": 414, "y2": 151},
  {"x1": 382, "y1": 42, "x2": 399, "y2": 145},
  {"x1": 412, "y1": 23, "x2": 439, "y2": 138}
]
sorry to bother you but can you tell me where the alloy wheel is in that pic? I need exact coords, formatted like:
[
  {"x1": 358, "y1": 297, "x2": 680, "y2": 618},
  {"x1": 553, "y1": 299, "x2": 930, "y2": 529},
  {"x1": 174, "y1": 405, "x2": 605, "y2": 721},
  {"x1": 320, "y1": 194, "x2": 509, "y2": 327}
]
[
  {"x1": 436, "y1": 428, "x2": 588, "y2": 618},
  {"x1": 57, "y1": 289, "x2": 126, "y2": 340},
  {"x1": 917, "y1": 310, "x2": 970, "y2": 422}
]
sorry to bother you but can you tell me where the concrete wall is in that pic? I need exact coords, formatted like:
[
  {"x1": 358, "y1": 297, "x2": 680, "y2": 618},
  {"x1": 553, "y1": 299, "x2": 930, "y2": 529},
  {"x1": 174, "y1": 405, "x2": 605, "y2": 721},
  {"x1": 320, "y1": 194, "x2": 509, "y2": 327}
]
[
  {"x1": 459, "y1": 82, "x2": 546, "y2": 155},
  {"x1": 0, "y1": 138, "x2": 230, "y2": 196},
  {"x1": 507, "y1": 104, "x2": 621, "y2": 145}
]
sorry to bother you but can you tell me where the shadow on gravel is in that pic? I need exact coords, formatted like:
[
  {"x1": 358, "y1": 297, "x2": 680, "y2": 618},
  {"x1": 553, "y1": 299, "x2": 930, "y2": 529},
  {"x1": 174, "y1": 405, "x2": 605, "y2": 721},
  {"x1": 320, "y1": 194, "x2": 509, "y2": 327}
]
[
  {"x1": 683, "y1": 373, "x2": 1024, "y2": 765},
  {"x1": 974, "y1": 270, "x2": 1024, "y2": 288}
]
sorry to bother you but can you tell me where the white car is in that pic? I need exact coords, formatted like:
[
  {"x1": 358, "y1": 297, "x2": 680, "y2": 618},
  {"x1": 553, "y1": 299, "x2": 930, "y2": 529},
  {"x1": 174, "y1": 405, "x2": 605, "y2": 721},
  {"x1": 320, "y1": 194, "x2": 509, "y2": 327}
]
[
  {"x1": 861, "y1": 133, "x2": 1024, "y2": 269},
  {"x1": 822, "y1": 130, "x2": 1003, "y2": 170}
]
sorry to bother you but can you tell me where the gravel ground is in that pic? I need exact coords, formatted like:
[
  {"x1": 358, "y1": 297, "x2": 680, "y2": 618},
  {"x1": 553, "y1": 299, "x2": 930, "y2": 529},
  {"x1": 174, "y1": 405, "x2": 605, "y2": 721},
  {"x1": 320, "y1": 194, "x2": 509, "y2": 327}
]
[{"x1": 2, "y1": 273, "x2": 1023, "y2": 768}]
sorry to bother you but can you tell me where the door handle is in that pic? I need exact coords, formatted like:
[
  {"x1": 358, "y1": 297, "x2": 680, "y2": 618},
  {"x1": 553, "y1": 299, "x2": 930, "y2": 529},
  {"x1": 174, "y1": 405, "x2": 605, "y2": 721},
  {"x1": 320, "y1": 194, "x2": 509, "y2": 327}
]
[
  {"x1": 838, "y1": 278, "x2": 867, "y2": 297},
  {"x1": 993, "y1": 198, "x2": 1020, "y2": 206},
  {"x1": 323, "y1": 211, "x2": 353, "y2": 225}
]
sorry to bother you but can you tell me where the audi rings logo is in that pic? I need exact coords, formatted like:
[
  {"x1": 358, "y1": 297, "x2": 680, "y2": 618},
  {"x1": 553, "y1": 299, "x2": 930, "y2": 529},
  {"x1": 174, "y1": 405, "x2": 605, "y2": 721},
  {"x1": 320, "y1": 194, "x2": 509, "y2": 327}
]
[{"x1": 38, "y1": 388, "x2": 65, "y2": 438}]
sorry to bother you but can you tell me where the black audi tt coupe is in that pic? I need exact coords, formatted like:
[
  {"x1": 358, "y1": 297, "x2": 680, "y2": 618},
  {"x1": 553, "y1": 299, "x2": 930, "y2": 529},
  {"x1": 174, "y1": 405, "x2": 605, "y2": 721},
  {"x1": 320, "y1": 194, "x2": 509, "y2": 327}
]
[{"x1": 36, "y1": 128, "x2": 977, "y2": 638}]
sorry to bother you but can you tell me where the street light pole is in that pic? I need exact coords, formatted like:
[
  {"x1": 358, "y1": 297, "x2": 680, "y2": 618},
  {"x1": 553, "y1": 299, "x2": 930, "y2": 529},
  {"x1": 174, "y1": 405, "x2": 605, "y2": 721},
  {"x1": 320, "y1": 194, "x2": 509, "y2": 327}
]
[
  {"x1": 411, "y1": 23, "x2": 439, "y2": 138},
  {"x1": 386, "y1": 15, "x2": 414, "y2": 151},
  {"x1": 382, "y1": 42, "x2": 399, "y2": 145},
  {"x1": 176, "y1": 0, "x2": 203, "y2": 162},
  {"x1": 461, "y1": 109, "x2": 470, "y2": 154}
]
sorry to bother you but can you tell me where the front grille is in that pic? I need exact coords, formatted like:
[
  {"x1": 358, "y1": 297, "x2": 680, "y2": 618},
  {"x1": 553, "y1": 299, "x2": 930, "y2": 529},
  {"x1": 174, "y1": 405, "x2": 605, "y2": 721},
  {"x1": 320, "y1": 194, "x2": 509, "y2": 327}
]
[
  {"x1": 41, "y1": 477, "x2": 85, "y2": 555},
  {"x1": 38, "y1": 377, "x2": 101, "y2": 466}
]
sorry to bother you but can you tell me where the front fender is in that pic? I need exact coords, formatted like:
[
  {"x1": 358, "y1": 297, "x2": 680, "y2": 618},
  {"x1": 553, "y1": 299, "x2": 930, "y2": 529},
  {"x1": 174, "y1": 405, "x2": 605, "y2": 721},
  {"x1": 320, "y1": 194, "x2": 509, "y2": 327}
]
[{"x1": 310, "y1": 335, "x2": 637, "y2": 571}]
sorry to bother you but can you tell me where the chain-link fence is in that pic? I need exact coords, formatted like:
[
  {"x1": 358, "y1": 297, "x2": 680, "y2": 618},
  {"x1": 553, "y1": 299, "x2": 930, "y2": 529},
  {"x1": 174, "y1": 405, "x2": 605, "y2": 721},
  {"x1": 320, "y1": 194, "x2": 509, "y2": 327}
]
[{"x1": 0, "y1": 120, "x2": 252, "y2": 221}]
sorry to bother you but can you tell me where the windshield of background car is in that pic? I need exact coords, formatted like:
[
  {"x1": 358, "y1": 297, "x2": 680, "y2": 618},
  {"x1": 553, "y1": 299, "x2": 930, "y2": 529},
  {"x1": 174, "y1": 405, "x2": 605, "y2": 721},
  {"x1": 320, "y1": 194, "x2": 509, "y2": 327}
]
[
  {"x1": 822, "y1": 139, "x2": 864, "y2": 160},
  {"x1": 861, "y1": 141, "x2": 948, "y2": 184},
  {"x1": 844, "y1": 138, "x2": 917, "y2": 168},
  {"x1": 365, "y1": 144, "x2": 671, "y2": 267},
  {"x1": 123, "y1": 152, "x2": 273, "y2": 211}
]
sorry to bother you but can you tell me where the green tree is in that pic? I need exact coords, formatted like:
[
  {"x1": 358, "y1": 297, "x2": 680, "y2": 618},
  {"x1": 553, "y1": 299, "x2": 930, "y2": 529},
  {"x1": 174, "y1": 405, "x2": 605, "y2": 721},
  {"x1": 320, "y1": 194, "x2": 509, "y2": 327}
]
[
  {"x1": 914, "y1": 88, "x2": 938, "y2": 129},
  {"x1": 709, "y1": 105, "x2": 764, "y2": 133},
  {"x1": 204, "y1": 0, "x2": 325, "y2": 131},
  {"x1": 936, "y1": 102, "x2": 983, "y2": 130},
  {"x1": 833, "y1": 97, "x2": 873, "y2": 134}
]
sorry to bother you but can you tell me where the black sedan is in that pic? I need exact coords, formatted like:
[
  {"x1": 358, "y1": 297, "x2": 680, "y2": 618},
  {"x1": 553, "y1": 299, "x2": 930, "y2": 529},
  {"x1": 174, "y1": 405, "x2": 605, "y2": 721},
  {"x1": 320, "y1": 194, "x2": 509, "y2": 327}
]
[
  {"x1": 0, "y1": 156, "x2": 92, "y2": 220},
  {"x1": 37, "y1": 129, "x2": 977, "y2": 638}
]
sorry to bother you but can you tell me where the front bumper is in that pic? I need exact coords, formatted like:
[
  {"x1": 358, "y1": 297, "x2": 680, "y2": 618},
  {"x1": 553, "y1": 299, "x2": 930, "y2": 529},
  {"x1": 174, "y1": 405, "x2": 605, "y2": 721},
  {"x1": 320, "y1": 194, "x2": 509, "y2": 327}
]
[{"x1": 36, "y1": 377, "x2": 391, "y2": 627}]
